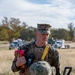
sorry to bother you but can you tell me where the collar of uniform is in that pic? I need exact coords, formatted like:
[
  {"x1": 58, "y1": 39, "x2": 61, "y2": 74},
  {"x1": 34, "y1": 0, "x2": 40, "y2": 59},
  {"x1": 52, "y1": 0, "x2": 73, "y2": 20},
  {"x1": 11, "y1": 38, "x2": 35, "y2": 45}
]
[{"x1": 34, "y1": 42, "x2": 46, "y2": 48}]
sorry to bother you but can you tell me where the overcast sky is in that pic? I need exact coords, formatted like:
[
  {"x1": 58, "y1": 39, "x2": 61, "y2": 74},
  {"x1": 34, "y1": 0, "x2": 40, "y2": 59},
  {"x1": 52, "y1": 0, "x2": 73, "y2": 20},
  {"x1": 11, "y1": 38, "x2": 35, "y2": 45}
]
[{"x1": 0, "y1": 0, "x2": 75, "y2": 29}]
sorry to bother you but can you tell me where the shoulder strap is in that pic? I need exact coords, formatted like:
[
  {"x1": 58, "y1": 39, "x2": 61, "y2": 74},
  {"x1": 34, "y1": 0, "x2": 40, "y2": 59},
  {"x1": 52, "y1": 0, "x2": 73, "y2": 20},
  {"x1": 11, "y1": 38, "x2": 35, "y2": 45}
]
[{"x1": 41, "y1": 45, "x2": 49, "y2": 60}]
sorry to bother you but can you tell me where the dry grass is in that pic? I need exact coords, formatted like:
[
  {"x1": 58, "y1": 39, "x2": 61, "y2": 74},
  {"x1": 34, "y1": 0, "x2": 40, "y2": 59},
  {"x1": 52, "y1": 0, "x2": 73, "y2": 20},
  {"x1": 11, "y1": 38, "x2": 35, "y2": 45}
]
[
  {"x1": 0, "y1": 46, "x2": 75, "y2": 75},
  {"x1": 0, "y1": 50, "x2": 19, "y2": 75},
  {"x1": 58, "y1": 49, "x2": 75, "y2": 75}
]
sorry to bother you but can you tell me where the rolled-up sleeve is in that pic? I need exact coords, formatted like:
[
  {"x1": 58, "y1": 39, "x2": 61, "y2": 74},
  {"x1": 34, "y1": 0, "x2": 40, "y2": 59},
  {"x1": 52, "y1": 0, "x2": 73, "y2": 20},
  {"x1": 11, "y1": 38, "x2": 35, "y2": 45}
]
[{"x1": 11, "y1": 58, "x2": 20, "y2": 72}]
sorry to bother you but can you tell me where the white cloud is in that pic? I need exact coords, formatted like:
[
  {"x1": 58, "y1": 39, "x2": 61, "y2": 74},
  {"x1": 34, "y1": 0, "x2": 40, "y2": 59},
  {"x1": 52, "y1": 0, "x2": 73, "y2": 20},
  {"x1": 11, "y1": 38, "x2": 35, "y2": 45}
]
[{"x1": 0, "y1": 0, "x2": 75, "y2": 29}]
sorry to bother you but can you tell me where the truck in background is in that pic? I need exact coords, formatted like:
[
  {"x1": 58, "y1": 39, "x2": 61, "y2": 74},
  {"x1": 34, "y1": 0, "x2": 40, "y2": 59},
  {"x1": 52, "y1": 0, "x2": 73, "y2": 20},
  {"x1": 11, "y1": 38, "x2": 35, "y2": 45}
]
[
  {"x1": 9, "y1": 39, "x2": 23, "y2": 50},
  {"x1": 48, "y1": 38, "x2": 70, "y2": 49}
]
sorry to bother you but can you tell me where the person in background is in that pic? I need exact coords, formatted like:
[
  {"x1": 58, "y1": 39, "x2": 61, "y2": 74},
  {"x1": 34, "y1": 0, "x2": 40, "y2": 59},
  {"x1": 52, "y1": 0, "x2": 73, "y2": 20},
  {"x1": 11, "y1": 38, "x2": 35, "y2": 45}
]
[
  {"x1": 11, "y1": 24, "x2": 61, "y2": 75},
  {"x1": 48, "y1": 37, "x2": 55, "y2": 46}
]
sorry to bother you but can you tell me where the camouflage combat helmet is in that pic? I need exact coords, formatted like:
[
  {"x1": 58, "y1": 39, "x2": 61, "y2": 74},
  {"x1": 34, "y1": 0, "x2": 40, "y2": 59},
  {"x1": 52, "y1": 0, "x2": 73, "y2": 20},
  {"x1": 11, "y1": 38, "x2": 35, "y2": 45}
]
[{"x1": 29, "y1": 61, "x2": 56, "y2": 75}]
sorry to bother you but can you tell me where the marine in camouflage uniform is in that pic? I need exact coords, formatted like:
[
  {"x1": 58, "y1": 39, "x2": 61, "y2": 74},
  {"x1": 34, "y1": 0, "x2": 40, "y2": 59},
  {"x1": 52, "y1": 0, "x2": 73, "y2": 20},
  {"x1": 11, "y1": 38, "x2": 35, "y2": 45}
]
[{"x1": 11, "y1": 24, "x2": 61, "y2": 75}]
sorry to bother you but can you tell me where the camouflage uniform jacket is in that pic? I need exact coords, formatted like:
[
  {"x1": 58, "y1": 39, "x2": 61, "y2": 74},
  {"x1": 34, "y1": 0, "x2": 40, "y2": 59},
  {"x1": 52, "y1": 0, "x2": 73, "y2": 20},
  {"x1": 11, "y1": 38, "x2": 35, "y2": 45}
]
[{"x1": 11, "y1": 41, "x2": 61, "y2": 75}]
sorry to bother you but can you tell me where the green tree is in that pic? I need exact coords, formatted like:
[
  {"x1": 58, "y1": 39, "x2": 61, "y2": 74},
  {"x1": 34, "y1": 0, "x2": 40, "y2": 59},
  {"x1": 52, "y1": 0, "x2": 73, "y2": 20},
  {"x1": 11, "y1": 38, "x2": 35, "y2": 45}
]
[
  {"x1": 51, "y1": 28, "x2": 70, "y2": 40},
  {"x1": 0, "y1": 26, "x2": 8, "y2": 40},
  {"x1": 68, "y1": 23, "x2": 74, "y2": 41},
  {"x1": 20, "y1": 26, "x2": 36, "y2": 41},
  {"x1": 1, "y1": 17, "x2": 27, "y2": 43}
]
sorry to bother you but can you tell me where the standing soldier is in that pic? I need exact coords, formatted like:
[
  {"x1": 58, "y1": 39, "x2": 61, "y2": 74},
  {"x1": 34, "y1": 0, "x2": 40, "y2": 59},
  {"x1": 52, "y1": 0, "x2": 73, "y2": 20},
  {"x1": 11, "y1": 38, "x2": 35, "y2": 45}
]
[{"x1": 11, "y1": 24, "x2": 61, "y2": 75}]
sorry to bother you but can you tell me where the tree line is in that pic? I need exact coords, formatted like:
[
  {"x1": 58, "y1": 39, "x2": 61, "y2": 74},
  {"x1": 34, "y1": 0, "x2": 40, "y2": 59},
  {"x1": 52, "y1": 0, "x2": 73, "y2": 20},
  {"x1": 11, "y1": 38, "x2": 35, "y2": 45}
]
[{"x1": 0, "y1": 17, "x2": 75, "y2": 43}]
